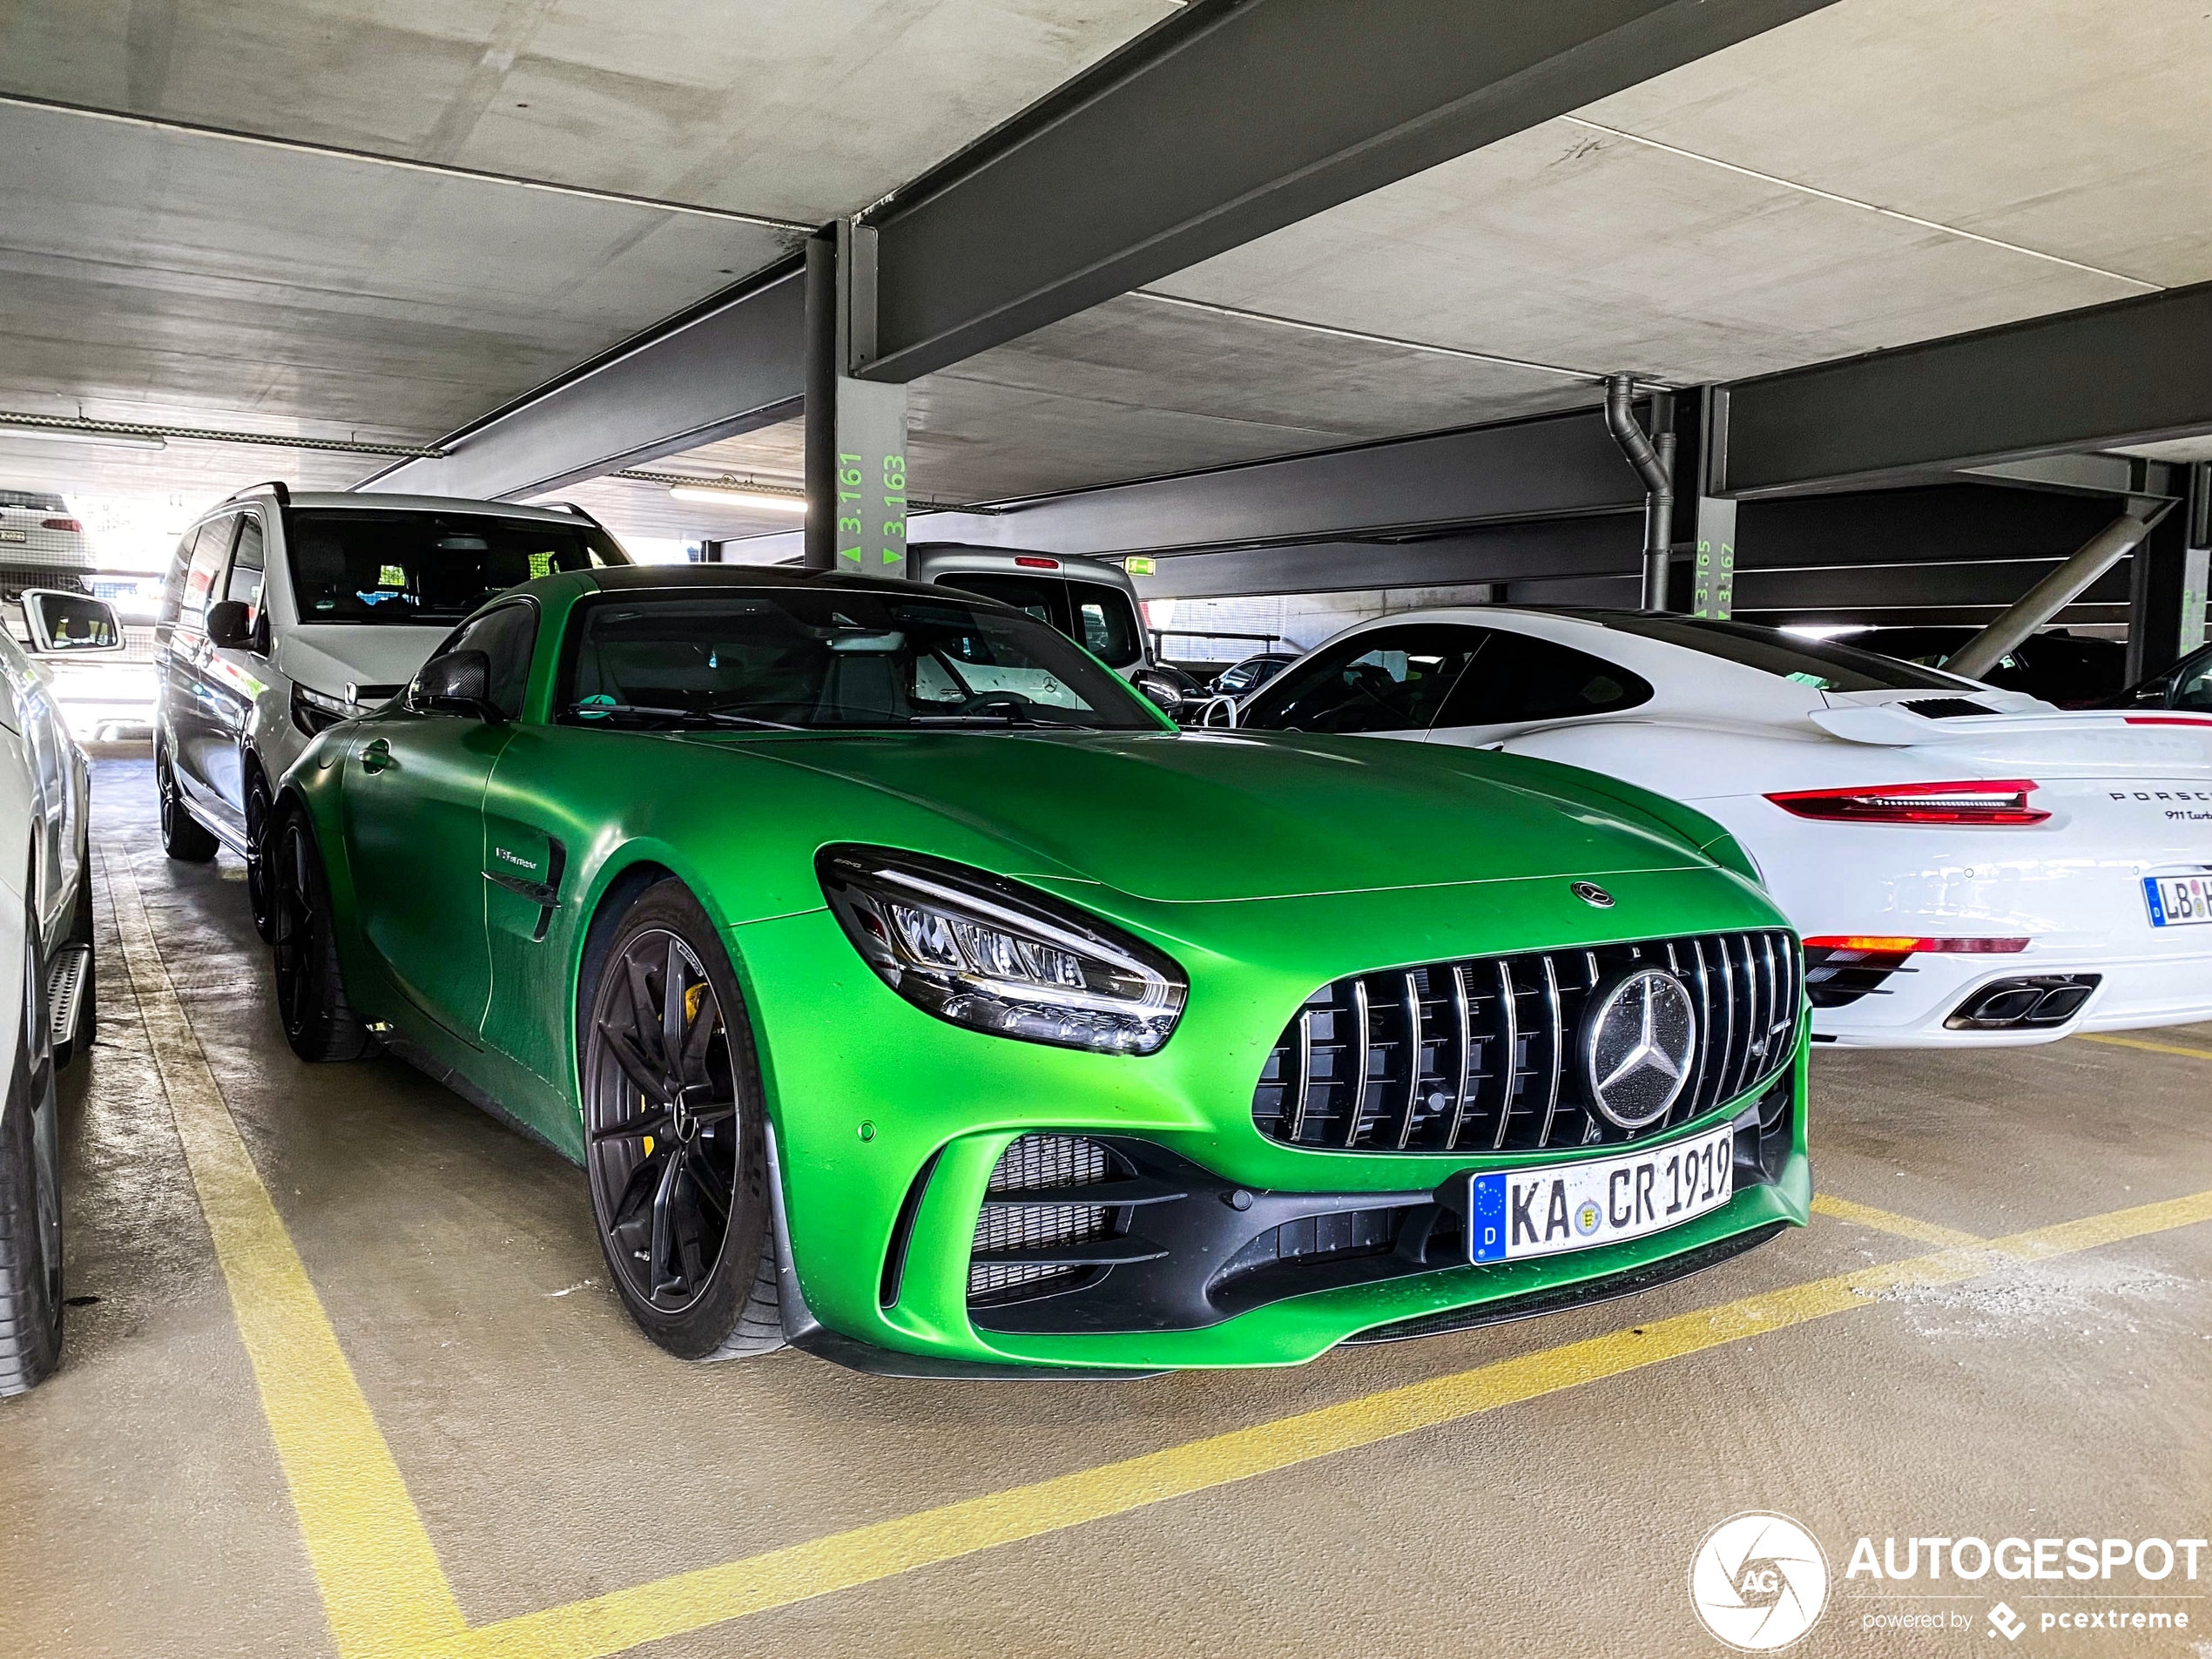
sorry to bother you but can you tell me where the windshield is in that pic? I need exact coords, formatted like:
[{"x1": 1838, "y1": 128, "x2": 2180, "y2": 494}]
[
  {"x1": 1573, "y1": 612, "x2": 1964, "y2": 693},
  {"x1": 557, "y1": 588, "x2": 1163, "y2": 733},
  {"x1": 288, "y1": 509, "x2": 617, "y2": 625},
  {"x1": 928, "y1": 571, "x2": 1145, "y2": 669}
]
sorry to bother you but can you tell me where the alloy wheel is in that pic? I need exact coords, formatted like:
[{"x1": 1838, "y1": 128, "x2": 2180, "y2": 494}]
[
  {"x1": 583, "y1": 931, "x2": 739, "y2": 1315},
  {"x1": 269, "y1": 819, "x2": 313, "y2": 1035}
]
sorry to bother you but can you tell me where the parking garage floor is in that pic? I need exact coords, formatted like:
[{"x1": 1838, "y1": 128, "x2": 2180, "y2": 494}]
[{"x1": 3, "y1": 748, "x2": 2207, "y2": 1659}]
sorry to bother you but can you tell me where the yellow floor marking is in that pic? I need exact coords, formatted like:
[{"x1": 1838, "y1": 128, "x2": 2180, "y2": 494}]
[
  {"x1": 99, "y1": 843, "x2": 2212, "y2": 1659},
  {"x1": 1810, "y1": 1192, "x2": 1985, "y2": 1249},
  {"x1": 2079, "y1": 1032, "x2": 2212, "y2": 1062},
  {"x1": 103, "y1": 850, "x2": 467, "y2": 1659},
  {"x1": 430, "y1": 1190, "x2": 2212, "y2": 1659}
]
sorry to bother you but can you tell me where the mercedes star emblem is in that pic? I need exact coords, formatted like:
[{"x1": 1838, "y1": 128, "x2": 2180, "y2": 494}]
[
  {"x1": 1583, "y1": 968, "x2": 1698, "y2": 1129},
  {"x1": 1572, "y1": 880, "x2": 1615, "y2": 908}
]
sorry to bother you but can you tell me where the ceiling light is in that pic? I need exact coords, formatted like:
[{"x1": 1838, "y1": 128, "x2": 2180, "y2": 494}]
[
  {"x1": 667, "y1": 483, "x2": 806, "y2": 514},
  {"x1": 0, "y1": 423, "x2": 165, "y2": 451}
]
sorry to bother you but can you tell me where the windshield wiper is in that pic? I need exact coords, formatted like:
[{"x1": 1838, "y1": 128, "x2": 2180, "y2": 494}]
[
  {"x1": 570, "y1": 702, "x2": 799, "y2": 731},
  {"x1": 907, "y1": 712, "x2": 1094, "y2": 730}
]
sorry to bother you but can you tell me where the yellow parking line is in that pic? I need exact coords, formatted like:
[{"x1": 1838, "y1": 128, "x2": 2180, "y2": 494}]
[
  {"x1": 1810, "y1": 1192, "x2": 1985, "y2": 1249},
  {"x1": 103, "y1": 851, "x2": 467, "y2": 1659},
  {"x1": 432, "y1": 1191, "x2": 2212, "y2": 1659},
  {"x1": 2079, "y1": 1032, "x2": 2212, "y2": 1062},
  {"x1": 105, "y1": 844, "x2": 2212, "y2": 1659}
]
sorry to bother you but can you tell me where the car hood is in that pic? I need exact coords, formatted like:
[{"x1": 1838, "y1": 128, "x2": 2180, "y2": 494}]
[
  {"x1": 277, "y1": 625, "x2": 454, "y2": 697},
  {"x1": 740, "y1": 728, "x2": 1713, "y2": 901}
]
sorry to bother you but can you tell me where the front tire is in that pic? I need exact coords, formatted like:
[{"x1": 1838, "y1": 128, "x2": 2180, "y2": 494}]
[
  {"x1": 157, "y1": 740, "x2": 218, "y2": 863},
  {"x1": 0, "y1": 914, "x2": 63, "y2": 1395},
  {"x1": 579, "y1": 880, "x2": 781, "y2": 1361},
  {"x1": 269, "y1": 808, "x2": 374, "y2": 1063}
]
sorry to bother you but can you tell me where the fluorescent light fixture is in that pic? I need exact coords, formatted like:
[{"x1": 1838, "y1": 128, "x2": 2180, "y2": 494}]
[
  {"x1": 668, "y1": 482, "x2": 806, "y2": 514},
  {"x1": 0, "y1": 423, "x2": 165, "y2": 451}
]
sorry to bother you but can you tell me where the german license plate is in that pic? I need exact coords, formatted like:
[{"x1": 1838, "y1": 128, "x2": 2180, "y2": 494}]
[
  {"x1": 2144, "y1": 873, "x2": 2212, "y2": 927},
  {"x1": 0, "y1": 529, "x2": 24, "y2": 543},
  {"x1": 1466, "y1": 1123, "x2": 1733, "y2": 1264}
]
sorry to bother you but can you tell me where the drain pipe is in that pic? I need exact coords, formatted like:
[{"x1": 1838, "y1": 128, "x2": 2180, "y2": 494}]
[
  {"x1": 1947, "y1": 501, "x2": 2173, "y2": 683},
  {"x1": 1605, "y1": 375, "x2": 1676, "y2": 610}
]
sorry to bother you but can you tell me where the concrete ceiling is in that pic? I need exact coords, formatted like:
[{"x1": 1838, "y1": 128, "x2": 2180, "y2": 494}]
[{"x1": 2, "y1": 0, "x2": 2207, "y2": 550}]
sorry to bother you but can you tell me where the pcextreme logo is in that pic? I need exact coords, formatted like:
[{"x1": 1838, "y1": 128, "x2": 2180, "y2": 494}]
[{"x1": 1690, "y1": 1512, "x2": 1831, "y2": 1651}]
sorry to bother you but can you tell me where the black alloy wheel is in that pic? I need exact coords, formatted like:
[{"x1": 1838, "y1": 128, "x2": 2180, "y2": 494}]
[
  {"x1": 245, "y1": 771, "x2": 275, "y2": 941},
  {"x1": 581, "y1": 883, "x2": 779, "y2": 1359},
  {"x1": 156, "y1": 741, "x2": 218, "y2": 863},
  {"x1": 269, "y1": 810, "x2": 374, "y2": 1063}
]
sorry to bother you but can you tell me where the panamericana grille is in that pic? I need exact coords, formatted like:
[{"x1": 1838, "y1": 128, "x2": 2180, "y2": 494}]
[
  {"x1": 1251, "y1": 930, "x2": 1799, "y2": 1154},
  {"x1": 967, "y1": 1135, "x2": 1116, "y2": 1305}
]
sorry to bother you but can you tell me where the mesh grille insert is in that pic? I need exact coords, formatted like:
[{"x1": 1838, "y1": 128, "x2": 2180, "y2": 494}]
[
  {"x1": 968, "y1": 1135, "x2": 1117, "y2": 1305},
  {"x1": 1252, "y1": 929, "x2": 1798, "y2": 1153}
]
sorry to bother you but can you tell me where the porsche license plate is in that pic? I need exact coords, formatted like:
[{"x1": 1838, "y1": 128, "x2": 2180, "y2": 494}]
[
  {"x1": 2144, "y1": 874, "x2": 2212, "y2": 927},
  {"x1": 1466, "y1": 1123, "x2": 1733, "y2": 1264}
]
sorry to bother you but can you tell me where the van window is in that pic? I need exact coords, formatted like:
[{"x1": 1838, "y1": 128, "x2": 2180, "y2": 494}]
[
  {"x1": 169, "y1": 516, "x2": 234, "y2": 640},
  {"x1": 928, "y1": 571, "x2": 1144, "y2": 669},
  {"x1": 287, "y1": 509, "x2": 610, "y2": 624},
  {"x1": 226, "y1": 516, "x2": 266, "y2": 626}
]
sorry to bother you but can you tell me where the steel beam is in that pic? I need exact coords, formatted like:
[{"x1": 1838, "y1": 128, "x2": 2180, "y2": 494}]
[
  {"x1": 1716, "y1": 280, "x2": 2212, "y2": 497},
  {"x1": 1133, "y1": 516, "x2": 1641, "y2": 600},
  {"x1": 360, "y1": 257, "x2": 806, "y2": 501},
  {"x1": 856, "y1": 0, "x2": 1844, "y2": 383},
  {"x1": 921, "y1": 408, "x2": 1647, "y2": 558}
]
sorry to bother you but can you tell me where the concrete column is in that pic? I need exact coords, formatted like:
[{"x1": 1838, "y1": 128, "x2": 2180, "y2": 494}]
[
  {"x1": 804, "y1": 223, "x2": 912, "y2": 577},
  {"x1": 1689, "y1": 496, "x2": 1737, "y2": 620},
  {"x1": 2125, "y1": 463, "x2": 2207, "y2": 683}
]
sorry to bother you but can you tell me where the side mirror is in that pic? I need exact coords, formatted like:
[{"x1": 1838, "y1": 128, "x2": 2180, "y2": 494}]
[
  {"x1": 1131, "y1": 668, "x2": 1186, "y2": 718},
  {"x1": 415, "y1": 649, "x2": 502, "y2": 722},
  {"x1": 204, "y1": 599, "x2": 255, "y2": 651},
  {"x1": 22, "y1": 590, "x2": 126, "y2": 655},
  {"x1": 1195, "y1": 694, "x2": 1239, "y2": 728}
]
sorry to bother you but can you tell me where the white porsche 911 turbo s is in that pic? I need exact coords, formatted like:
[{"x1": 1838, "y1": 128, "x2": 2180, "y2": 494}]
[{"x1": 1227, "y1": 607, "x2": 2212, "y2": 1049}]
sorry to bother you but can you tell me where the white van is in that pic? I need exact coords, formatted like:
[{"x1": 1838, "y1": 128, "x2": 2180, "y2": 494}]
[{"x1": 153, "y1": 482, "x2": 627, "y2": 937}]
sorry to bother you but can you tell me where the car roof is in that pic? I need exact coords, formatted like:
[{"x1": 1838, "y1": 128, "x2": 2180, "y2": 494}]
[
  {"x1": 201, "y1": 488, "x2": 606, "y2": 528},
  {"x1": 577, "y1": 563, "x2": 942, "y2": 598}
]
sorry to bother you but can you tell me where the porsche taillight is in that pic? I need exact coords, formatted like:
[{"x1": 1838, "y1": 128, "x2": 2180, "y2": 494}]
[
  {"x1": 1802, "y1": 935, "x2": 2029, "y2": 954},
  {"x1": 1764, "y1": 779, "x2": 2047, "y2": 826}
]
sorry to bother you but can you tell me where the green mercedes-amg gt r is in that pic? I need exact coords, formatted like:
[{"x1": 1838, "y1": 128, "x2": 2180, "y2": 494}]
[{"x1": 267, "y1": 565, "x2": 1808, "y2": 1376}]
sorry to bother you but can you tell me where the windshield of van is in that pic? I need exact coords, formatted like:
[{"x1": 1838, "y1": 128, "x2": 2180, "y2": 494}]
[
  {"x1": 558, "y1": 588, "x2": 1163, "y2": 732},
  {"x1": 287, "y1": 509, "x2": 617, "y2": 624}
]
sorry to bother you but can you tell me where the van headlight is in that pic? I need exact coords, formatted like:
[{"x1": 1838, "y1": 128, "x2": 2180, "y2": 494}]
[
  {"x1": 818, "y1": 846, "x2": 1187, "y2": 1055},
  {"x1": 290, "y1": 683, "x2": 353, "y2": 737}
]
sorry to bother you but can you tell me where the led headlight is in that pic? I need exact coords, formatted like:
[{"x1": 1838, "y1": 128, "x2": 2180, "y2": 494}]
[
  {"x1": 818, "y1": 846, "x2": 1187, "y2": 1055},
  {"x1": 290, "y1": 682, "x2": 353, "y2": 737}
]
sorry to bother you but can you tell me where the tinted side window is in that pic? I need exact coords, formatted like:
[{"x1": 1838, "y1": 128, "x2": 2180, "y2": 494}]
[
  {"x1": 431, "y1": 603, "x2": 538, "y2": 719},
  {"x1": 1438, "y1": 630, "x2": 1652, "y2": 727},
  {"x1": 931, "y1": 573, "x2": 1065, "y2": 632},
  {"x1": 1238, "y1": 625, "x2": 1485, "y2": 733},
  {"x1": 1067, "y1": 579, "x2": 1142, "y2": 668},
  {"x1": 177, "y1": 516, "x2": 235, "y2": 639},
  {"x1": 225, "y1": 516, "x2": 266, "y2": 625}
]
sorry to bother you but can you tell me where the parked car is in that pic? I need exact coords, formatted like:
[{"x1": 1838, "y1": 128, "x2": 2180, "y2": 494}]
[
  {"x1": 0, "y1": 611, "x2": 96, "y2": 1396},
  {"x1": 0, "y1": 489, "x2": 92, "y2": 587},
  {"x1": 1848, "y1": 624, "x2": 2126, "y2": 705},
  {"x1": 8, "y1": 590, "x2": 153, "y2": 741},
  {"x1": 266, "y1": 566, "x2": 1805, "y2": 1375},
  {"x1": 1231, "y1": 607, "x2": 2212, "y2": 1048},
  {"x1": 154, "y1": 483, "x2": 627, "y2": 941},
  {"x1": 2103, "y1": 637, "x2": 2212, "y2": 714},
  {"x1": 1211, "y1": 651, "x2": 1298, "y2": 698}
]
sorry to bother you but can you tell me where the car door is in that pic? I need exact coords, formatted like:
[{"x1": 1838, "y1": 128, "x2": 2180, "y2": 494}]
[
  {"x1": 196, "y1": 510, "x2": 268, "y2": 831},
  {"x1": 339, "y1": 601, "x2": 536, "y2": 1039},
  {"x1": 163, "y1": 515, "x2": 235, "y2": 817},
  {"x1": 1425, "y1": 626, "x2": 1656, "y2": 748}
]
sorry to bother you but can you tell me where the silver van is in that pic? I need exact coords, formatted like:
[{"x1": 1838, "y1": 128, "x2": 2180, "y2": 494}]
[
  {"x1": 909, "y1": 543, "x2": 1190, "y2": 710},
  {"x1": 154, "y1": 482, "x2": 627, "y2": 936}
]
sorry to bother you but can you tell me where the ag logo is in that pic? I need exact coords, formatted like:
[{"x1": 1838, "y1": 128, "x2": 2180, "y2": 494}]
[{"x1": 1689, "y1": 1513, "x2": 1829, "y2": 1651}]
